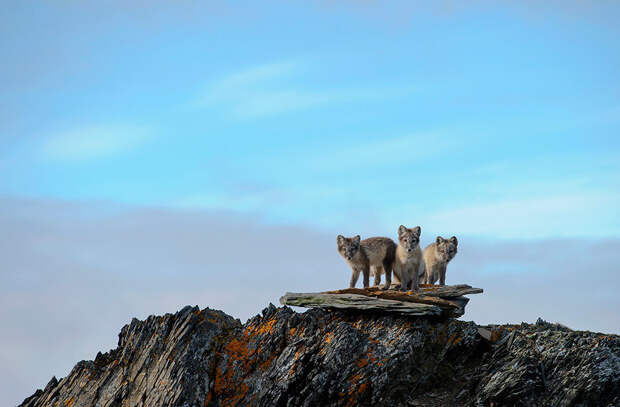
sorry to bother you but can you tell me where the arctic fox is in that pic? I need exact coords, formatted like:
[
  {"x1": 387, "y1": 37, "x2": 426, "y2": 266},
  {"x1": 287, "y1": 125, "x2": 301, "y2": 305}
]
[
  {"x1": 423, "y1": 236, "x2": 458, "y2": 286},
  {"x1": 392, "y1": 225, "x2": 425, "y2": 292},
  {"x1": 337, "y1": 235, "x2": 396, "y2": 289}
]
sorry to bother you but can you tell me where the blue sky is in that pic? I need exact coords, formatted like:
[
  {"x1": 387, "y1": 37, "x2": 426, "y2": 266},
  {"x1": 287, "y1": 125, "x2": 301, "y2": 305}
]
[
  {"x1": 2, "y1": 2, "x2": 620, "y2": 404},
  {"x1": 2, "y1": 1, "x2": 619, "y2": 239}
]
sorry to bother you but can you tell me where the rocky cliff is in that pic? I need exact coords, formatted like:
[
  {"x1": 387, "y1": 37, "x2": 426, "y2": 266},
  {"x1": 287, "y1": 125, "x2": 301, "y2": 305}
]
[{"x1": 19, "y1": 305, "x2": 620, "y2": 407}]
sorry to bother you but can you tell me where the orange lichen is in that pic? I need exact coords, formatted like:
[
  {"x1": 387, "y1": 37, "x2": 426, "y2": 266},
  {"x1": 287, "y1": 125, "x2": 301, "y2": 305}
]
[
  {"x1": 347, "y1": 382, "x2": 369, "y2": 407},
  {"x1": 64, "y1": 397, "x2": 75, "y2": 407},
  {"x1": 448, "y1": 333, "x2": 463, "y2": 346},
  {"x1": 204, "y1": 391, "x2": 212, "y2": 406},
  {"x1": 490, "y1": 326, "x2": 504, "y2": 342},
  {"x1": 213, "y1": 338, "x2": 249, "y2": 394},
  {"x1": 224, "y1": 382, "x2": 249, "y2": 407},
  {"x1": 344, "y1": 373, "x2": 369, "y2": 407},
  {"x1": 435, "y1": 327, "x2": 447, "y2": 343},
  {"x1": 167, "y1": 347, "x2": 178, "y2": 361},
  {"x1": 223, "y1": 338, "x2": 250, "y2": 361},
  {"x1": 288, "y1": 347, "x2": 305, "y2": 376},
  {"x1": 213, "y1": 336, "x2": 253, "y2": 406},
  {"x1": 246, "y1": 317, "x2": 277, "y2": 336},
  {"x1": 259, "y1": 353, "x2": 276, "y2": 371},
  {"x1": 355, "y1": 358, "x2": 368, "y2": 368},
  {"x1": 213, "y1": 367, "x2": 226, "y2": 395},
  {"x1": 289, "y1": 327, "x2": 297, "y2": 336},
  {"x1": 348, "y1": 373, "x2": 362, "y2": 384},
  {"x1": 324, "y1": 332, "x2": 335, "y2": 344},
  {"x1": 366, "y1": 347, "x2": 380, "y2": 366}
]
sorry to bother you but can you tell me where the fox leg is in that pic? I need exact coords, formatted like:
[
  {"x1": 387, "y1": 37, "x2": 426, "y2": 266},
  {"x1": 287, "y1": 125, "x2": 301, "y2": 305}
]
[
  {"x1": 413, "y1": 262, "x2": 424, "y2": 291},
  {"x1": 406, "y1": 267, "x2": 416, "y2": 291},
  {"x1": 400, "y1": 269, "x2": 409, "y2": 291},
  {"x1": 424, "y1": 266, "x2": 434, "y2": 285},
  {"x1": 411, "y1": 266, "x2": 419, "y2": 292},
  {"x1": 439, "y1": 265, "x2": 446, "y2": 286},
  {"x1": 349, "y1": 268, "x2": 360, "y2": 288},
  {"x1": 362, "y1": 266, "x2": 370, "y2": 288},
  {"x1": 373, "y1": 266, "x2": 382, "y2": 286},
  {"x1": 381, "y1": 258, "x2": 392, "y2": 290}
]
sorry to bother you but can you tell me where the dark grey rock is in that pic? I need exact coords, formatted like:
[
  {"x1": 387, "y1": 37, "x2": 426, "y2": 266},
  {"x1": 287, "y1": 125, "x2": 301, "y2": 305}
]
[{"x1": 19, "y1": 305, "x2": 620, "y2": 407}]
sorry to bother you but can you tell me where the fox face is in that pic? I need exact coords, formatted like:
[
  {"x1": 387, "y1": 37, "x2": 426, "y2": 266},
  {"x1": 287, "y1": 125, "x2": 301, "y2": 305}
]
[
  {"x1": 436, "y1": 236, "x2": 458, "y2": 262},
  {"x1": 398, "y1": 225, "x2": 421, "y2": 253},
  {"x1": 337, "y1": 235, "x2": 360, "y2": 261}
]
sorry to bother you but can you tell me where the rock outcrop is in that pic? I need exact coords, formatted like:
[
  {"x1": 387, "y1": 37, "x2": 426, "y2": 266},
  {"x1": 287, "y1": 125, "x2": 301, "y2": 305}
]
[
  {"x1": 280, "y1": 284, "x2": 483, "y2": 317},
  {"x1": 19, "y1": 305, "x2": 620, "y2": 407}
]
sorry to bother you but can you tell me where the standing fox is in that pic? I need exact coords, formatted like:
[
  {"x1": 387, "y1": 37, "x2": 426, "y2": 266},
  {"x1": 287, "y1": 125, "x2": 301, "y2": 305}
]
[
  {"x1": 337, "y1": 235, "x2": 396, "y2": 289},
  {"x1": 392, "y1": 225, "x2": 425, "y2": 291},
  {"x1": 423, "y1": 236, "x2": 458, "y2": 286}
]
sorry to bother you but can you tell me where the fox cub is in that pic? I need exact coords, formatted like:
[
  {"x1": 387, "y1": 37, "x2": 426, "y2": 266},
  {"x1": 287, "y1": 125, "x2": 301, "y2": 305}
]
[
  {"x1": 392, "y1": 225, "x2": 425, "y2": 291},
  {"x1": 423, "y1": 236, "x2": 458, "y2": 286},
  {"x1": 337, "y1": 235, "x2": 396, "y2": 289}
]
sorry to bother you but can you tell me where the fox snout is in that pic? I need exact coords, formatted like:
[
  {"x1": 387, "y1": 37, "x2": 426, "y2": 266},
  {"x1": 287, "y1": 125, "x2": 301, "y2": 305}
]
[{"x1": 346, "y1": 249, "x2": 355, "y2": 260}]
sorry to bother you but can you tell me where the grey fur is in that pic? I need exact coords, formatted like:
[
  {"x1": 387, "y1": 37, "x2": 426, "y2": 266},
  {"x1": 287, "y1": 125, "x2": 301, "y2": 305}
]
[
  {"x1": 337, "y1": 235, "x2": 396, "y2": 289},
  {"x1": 393, "y1": 225, "x2": 425, "y2": 292},
  {"x1": 423, "y1": 235, "x2": 458, "y2": 286}
]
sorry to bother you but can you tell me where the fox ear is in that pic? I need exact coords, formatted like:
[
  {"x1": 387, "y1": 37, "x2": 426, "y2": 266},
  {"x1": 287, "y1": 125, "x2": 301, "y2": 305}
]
[
  {"x1": 450, "y1": 236, "x2": 458, "y2": 245},
  {"x1": 436, "y1": 236, "x2": 444, "y2": 244},
  {"x1": 337, "y1": 235, "x2": 345, "y2": 245},
  {"x1": 353, "y1": 235, "x2": 361, "y2": 245},
  {"x1": 398, "y1": 225, "x2": 407, "y2": 236},
  {"x1": 413, "y1": 226, "x2": 421, "y2": 236}
]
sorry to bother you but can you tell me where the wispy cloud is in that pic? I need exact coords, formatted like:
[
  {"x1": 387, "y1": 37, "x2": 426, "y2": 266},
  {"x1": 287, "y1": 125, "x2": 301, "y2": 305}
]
[
  {"x1": 40, "y1": 125, "x2": 152, "y2": 162},
  {"x1": 198, "y1": 58, "x2": 304, "y2": 110},
  {"x1": 306, "y1": 130, "x2": 464, "y2": 171},
  {"x1": 198, "y1": 58, "x2": 415, "y2": 119},
  {"x1": 229, "y1": 90, "x2": 331, "y2": 118},
  {"x1": 412, "y1": 192, "x2": 620, "y2": 239},
  {"x1": 173, "y1": 189, "x2": 287, "y2": 214},
  {"x1": 212, "y1": 59, "x2": 300, "y2": 91}
]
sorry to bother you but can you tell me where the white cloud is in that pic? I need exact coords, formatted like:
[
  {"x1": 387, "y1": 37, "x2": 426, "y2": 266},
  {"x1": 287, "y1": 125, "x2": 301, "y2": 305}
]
[
  {"x1": 199, "y1": 58, "x2": 303, "y2": 108},
  {"x1": 41, "y1": 125, "x2": 151, "y2": 161},
  {"x1": 407, "y1": 192, "x2": 620, "y2": 239},
  {"x1": 230, "y1": 89, "x2": 331, "y2": 118},
  {"x1": 306, "y1": 130, "x2": 463, "y2": 171},
  {"x1": 213, "y1": 59, "x2": 300, "y2": 91},
  {"x1": 198, "y1": 58, "x2": 415, "y2": 118}
]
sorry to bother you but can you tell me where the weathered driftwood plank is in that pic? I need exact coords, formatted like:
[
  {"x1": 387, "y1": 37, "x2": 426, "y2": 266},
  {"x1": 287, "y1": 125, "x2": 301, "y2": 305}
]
[
  {"x1": 324, "y1": 288, "x2": 461, "y2": 309},
  {"x1": 414, "y1": 284, "x2": 483, "y2": 298},
  {"x1": 280, "y1": 292, "x2": 442, "y2": 316},
  {"x1": 280, "y1": 284, "x2": 483, "y2": 317}
]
